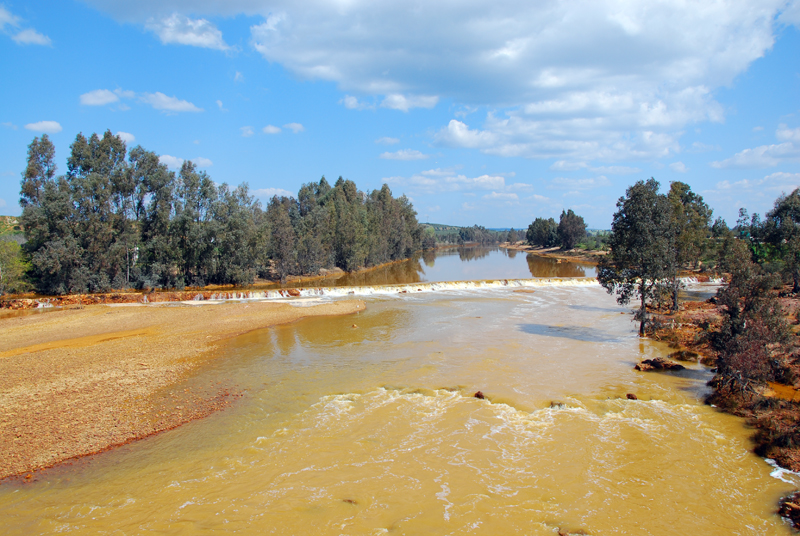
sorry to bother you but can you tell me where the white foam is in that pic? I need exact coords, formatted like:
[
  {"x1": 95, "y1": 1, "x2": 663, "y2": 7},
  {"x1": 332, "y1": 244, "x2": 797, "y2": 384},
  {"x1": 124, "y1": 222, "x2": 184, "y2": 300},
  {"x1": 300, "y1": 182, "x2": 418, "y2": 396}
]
[{"x1": 766, "y1": 458, "x2": 800, "y2": 486}]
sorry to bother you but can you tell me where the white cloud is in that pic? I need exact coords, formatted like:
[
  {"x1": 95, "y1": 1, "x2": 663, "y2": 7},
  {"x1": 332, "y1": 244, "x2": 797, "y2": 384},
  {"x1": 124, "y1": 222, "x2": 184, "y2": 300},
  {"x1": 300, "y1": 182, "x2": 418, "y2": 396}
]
[
  {"x1": 435, "y1": 120, "x2": 497, "y2": 149},
  {"x1": 116, "y1": 131, "x2": 135, "y2": 144},
  {"x1": 777, "y1": 124, "x2": 800, "y2": 143},
  {"x1": 669, "y1": 161, "x2": 688, "y2": 173},
  {"x1": 376, "y1": 137, "x2": 399, "y2": 145},
  {"x1": 381, "y1": 94, "x2": 439, "y2": 112},
  {"x1": 216, "y1": 99, "x2": 227, "y2": 111},
  {"x1": 234, "y1": 71, "x2": 244, "y2": 82},
  {"x1": 380, "y1": 149, "x2": 429, "y2": 161},
  {"x1": 714, "y1": 172, "x2": 800, "y2": 194},
  {"x1": 2, "y1": 122, "x2": 17, "y2": 130},
  {"x1": 0, "y1": 6, "x2": 20, "y2": 30},
  {"x1": 549, "y1": 176, "x2": 611, "y2": 190},
  {"x1": 549, "y1": 160, "x2": 640, "y2": 174},
  {"x1": 284, "y1": 122, "x2": 304, "y2": 133},
  {"x1": 385, "y1": 168, "x2": 505, "y2": 194},
  {"x1": 141, "y1": 92, "x2": 203, "y2": 113},
  {"x1": 482, "y1": 192, "x2": 519, "y2": 202},
  {"x1": 80, "y1": 89, "x2": 120, "y2": 106},
  {"x1": 507, "y1": 183, "x2": 535, "y2": 191},
  {"x1": 253, "y1": 187, "x2": 294, "y2": 199},
  {"x1": 340, "y1": 95, "x2": 374, "y2": 110},
  {"x1": 711, "y1": 142, "x2": 800, "y2": 169},
  {"x1": 241, "y1": 126, "x2": 254, "y2": 137},
  {"x1": 159, "y1": 155, "x2": 184, "y2": 169},
  {"x1": 263, "y1": 125, "x2": 281, "y2": 134},
  {"x1": 25, "y1": 121, "x2": 62, "y2": 134},
  {"x1": 0, "y1": 198, "x2": 6, "y2": 208},
  {"x1": 145, "y1": 13, "x2": 230, "y2": 50},
  {"x1": 12, "y1": 28, "x2": 51, "y2": 46},
  {"x1": 753, "y1": 126, "x2": 764, "y2": 132},
  {"x1": 193, "y1": 157, "x2": 213, "y2": 167},
  {"x1": 85, "y1": 0, "x2": 793, "y2": 163},
  {"x1": 1, "y1": 6, "x2": 51, "y2": 46}
]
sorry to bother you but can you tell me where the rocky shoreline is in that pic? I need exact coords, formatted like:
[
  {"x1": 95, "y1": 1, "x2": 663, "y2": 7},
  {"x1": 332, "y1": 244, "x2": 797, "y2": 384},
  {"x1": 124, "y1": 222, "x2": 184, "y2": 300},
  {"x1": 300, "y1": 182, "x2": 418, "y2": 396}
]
[{"x1": 646, "y1": 291, "x2": 800, "y2": 528}]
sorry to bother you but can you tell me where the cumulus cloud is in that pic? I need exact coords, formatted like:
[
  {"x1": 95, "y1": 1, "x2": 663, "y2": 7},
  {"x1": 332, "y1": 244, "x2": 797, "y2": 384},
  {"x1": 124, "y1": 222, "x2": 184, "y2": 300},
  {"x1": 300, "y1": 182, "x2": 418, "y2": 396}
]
[
  {"x1": 1, "y1": 5, "x2": 51, "y2": 46},
  {"x1": 385, "y1": 168, "x2": 505, "y2": 194},
  {"x1": 669, "y1": 161, "x2": 688, "y2": 173},
  {"x1": 712, "y1": 142, "x2": 799, "y2": 168},
  {"x1": 376, "y1": 137, "x2": 399, "y2": 145},
  {"x1": 141, "y1": 92, "x2": 203, "y2": 113},
  {"x1": 381, "y1": 94, "x2": 439, "y2": 112},
  {"x1": 549, "y1": 176, "x2": 611, "y2": 190},
  {"x1": 193, "y1": 157, "x2": 213, "y2": 167},
  {"x1": 340, "y1": 95, "x2": 374, "y2": 110},
  {"x1": 482, "y1": 192, "x2": 519, "y2": 202},
  {"x1": 216, "y1": 99, "x2": 227, "y2": 111},
  {"x1": 83, "y1": 0, "x2": 796, "y2": 163},
  {"x1": 263, "y1": 125, "x2": 281, "y2": 134},
  {"x1": 283, "y1": 122, "x2": 304, "y2": 133},
  {"x1": 146, "y1": 13, "x2": 230, "y2": 50},
  {"x1": 714, "y1": 172, "x2": 800, "y2": 194},
  {"x1": 12, "y1": 28, "x2": 51, "y2": 46},
  {"x1": 159, "y1": 155, "x2": 184, "y2": 169},
  {"x1": 253, "y1": 187, "x2": 294, "y2": 199},
  {"x1": 116, "y1": 131, "x2": 135, "y2": 144},
  {"x1": 80, "y1": 89, "x2": 120, "y2": 106},
  {"x1": 550, "y1": 161, "x2": 641, "y2": 174},
  {"x1": 25, "y1": 121, "x2": 62, "y2": 134},
  {"x1": 380, "y1": 149, "x2": 429, "y2": 161},
  {"x1": 777, "y1": 124, "x2": 800, "y2": 143},
  {"x1": 241, "y1": 126, "x2": 254, "y2": 137}
]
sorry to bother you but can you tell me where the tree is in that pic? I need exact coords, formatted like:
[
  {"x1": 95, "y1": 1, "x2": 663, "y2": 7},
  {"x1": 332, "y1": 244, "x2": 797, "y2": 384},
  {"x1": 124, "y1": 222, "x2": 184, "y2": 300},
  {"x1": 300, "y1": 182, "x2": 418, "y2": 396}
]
[
  {"x1": 765, "y1": 188, "x2": 800, "y2": 292},
  {"x1": 666, "y1": 181, "x2": 712, "y2": 310},
  {"x1": 526, "y1": 217, "x2": 558, "y2": 247},
  {"x1": 598, "y1": 178, "x2": 676, "y2": 336},
  {"x1": 557, "y1": 209, "x2": 586, "y2": 250},
  {"x1": 0, "y1": 239, "x2": 31, "y2": 295}
]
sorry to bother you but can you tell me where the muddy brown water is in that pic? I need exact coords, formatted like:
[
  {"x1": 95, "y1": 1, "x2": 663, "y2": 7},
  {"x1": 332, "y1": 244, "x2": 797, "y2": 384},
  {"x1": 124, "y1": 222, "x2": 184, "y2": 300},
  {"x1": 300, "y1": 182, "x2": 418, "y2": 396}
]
[{"x1": 0, "y1": 254, "x2": 796, "y2": 534}]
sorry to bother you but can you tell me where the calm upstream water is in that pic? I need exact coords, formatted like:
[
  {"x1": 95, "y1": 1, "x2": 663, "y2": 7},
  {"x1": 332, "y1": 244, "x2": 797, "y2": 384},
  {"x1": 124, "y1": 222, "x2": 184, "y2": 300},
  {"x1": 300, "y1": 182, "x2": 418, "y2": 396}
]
[{"x1": 1, "y1": 249, "x2": 797, "y2": 534}]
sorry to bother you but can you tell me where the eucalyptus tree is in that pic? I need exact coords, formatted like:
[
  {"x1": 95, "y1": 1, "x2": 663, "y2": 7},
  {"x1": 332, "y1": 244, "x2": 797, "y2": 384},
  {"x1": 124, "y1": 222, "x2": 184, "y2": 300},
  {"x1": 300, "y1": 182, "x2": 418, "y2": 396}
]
[
  {"x1": 526, "y1": 217, "x2": 558, "y2": 247},
  {"x1": 557, "y1": 209, "x2": 586, "y2": 250},
  {"x1": 666, "y1": 181, "x2": 712, "y2": 310},
  {"x1": 765, "y1": 188, "x2": 800, "y2": 292},
  {"x1": 598, "y1": 178, "x2": 676, "y2": 336}
]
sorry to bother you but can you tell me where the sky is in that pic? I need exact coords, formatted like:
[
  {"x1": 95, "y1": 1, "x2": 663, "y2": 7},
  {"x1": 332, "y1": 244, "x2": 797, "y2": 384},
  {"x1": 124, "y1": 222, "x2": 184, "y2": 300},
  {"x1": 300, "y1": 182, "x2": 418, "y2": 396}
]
[{"x1": 1, "y1": 1, "x2": 799, "y2": 229}]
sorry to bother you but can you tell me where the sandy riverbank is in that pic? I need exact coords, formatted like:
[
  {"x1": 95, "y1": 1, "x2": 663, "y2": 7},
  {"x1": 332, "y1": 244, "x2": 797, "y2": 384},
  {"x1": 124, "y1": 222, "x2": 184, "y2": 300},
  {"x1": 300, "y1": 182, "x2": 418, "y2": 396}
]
[
  {"x1": 500, "y1": 243, "x2": 605, "y2": 264},
  {"x1": 0, "y1": 299, "x2": 365, "y2": 480}
]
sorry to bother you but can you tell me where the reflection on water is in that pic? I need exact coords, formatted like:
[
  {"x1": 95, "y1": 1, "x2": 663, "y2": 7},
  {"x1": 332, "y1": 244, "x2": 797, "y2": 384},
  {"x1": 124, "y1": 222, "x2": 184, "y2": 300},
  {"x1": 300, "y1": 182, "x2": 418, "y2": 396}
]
[
  {"x1": 0, "y1": 286, "x2": 794, "y2": 535},
  {"x1": 273, "y1": 247, "x2": 595, "y2": 289}
]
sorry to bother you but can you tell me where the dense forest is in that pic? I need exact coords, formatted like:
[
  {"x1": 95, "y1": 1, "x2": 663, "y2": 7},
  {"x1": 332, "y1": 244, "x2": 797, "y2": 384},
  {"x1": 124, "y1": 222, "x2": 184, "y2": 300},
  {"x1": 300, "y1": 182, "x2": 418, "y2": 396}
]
[{"x1": 10, "y1": 131, "x2": 424, "y2": 295}]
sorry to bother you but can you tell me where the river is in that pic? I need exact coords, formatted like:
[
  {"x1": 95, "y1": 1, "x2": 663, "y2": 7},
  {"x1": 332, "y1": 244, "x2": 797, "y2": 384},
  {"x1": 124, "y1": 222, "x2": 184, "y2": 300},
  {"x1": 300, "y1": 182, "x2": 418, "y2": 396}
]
[{"x1": 0, "y1": 248, "x2": 797, "y2": 534}]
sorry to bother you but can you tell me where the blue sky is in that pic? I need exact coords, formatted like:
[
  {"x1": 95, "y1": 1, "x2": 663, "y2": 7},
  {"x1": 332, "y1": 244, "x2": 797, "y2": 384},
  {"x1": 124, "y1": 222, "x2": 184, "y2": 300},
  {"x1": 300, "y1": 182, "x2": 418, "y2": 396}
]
[{"x1": 1, "y1": 0, "x2": 799, "y2": 229}]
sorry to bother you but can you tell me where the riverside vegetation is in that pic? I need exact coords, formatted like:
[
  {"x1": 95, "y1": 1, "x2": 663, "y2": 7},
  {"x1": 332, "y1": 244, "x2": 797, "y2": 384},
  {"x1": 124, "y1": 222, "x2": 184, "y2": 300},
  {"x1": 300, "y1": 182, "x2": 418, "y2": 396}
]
[
  {"x1": 4, "y1": 131, "x2": 800, "y2": 525},
  {"x1": 11, "y1": 131, "x2": 425, "y2": 295}
]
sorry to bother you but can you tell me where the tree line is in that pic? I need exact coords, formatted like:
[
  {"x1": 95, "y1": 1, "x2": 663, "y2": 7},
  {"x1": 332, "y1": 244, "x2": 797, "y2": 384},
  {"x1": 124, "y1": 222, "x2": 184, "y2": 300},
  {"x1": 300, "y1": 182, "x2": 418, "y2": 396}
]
[
  {"x1": 10, "y1": 131, "x2": 422, "y2": 295},
  {"x1": 598, "y1": 178, "x2": 799, "y2": 342},
  {"x1": 525, "y1": 209, "x2": 590, "y2": 251}
]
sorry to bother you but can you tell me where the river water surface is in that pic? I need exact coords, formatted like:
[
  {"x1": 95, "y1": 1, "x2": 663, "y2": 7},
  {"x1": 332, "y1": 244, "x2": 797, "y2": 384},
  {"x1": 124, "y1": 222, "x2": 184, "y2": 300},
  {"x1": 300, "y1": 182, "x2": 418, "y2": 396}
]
[{"x1": 1, "y1": 249, "x2": 797, "y2": 534}]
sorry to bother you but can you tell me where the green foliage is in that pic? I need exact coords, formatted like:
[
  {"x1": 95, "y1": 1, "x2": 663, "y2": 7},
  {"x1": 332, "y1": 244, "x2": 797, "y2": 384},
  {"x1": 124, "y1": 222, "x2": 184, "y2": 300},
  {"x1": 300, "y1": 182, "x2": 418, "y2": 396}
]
[
  {"x1": 20, "y1": 131, "x2": 423, "y2": 294},
  {"x1": 526, "y1": 217, "x2": 559, "y2": 247},
  {"x1": 709, "y1": 237, "x2": 790, "y2": 401},
  {"x1": 557, "y1": 209, "x2": 587, "y2": 250},
  {"x1": 598, "y1": 178, "x2": 676, "y2": 335},
  {"x1": 764, "y1": 188, "x2": 800, "y2": 292},
  {"x1": 0, "y1": 239, "x2": 31, "y2": 295}
]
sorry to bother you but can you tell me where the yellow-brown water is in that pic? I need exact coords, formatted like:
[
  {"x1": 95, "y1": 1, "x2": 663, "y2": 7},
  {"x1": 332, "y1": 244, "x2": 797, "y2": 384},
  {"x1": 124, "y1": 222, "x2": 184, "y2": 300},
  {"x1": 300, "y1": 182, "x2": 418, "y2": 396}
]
[{"x1": 1, "y1": 284, "x2": 797, "y2": 534}]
